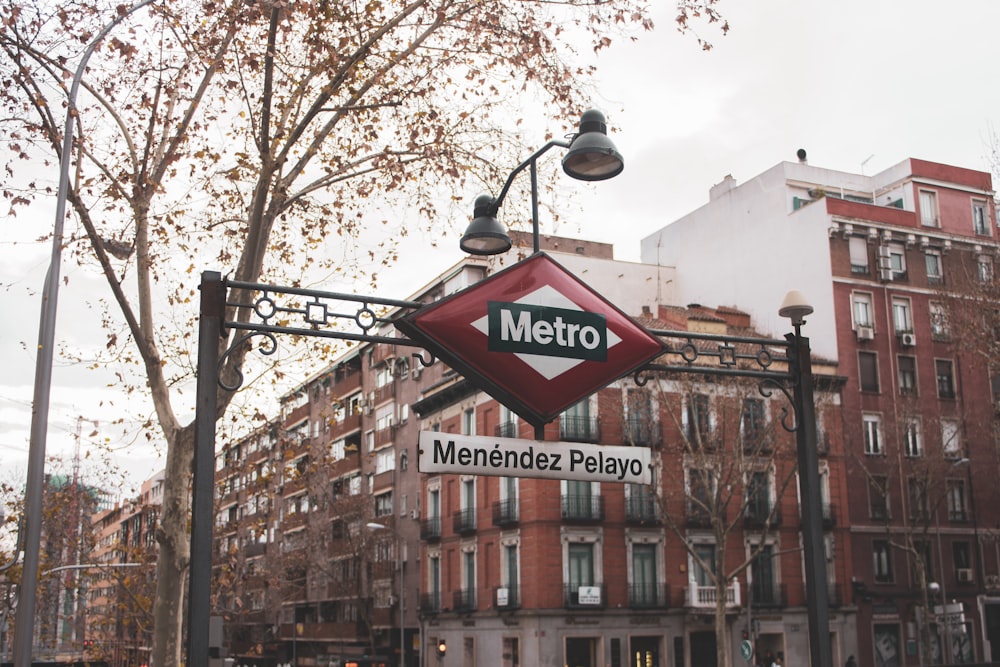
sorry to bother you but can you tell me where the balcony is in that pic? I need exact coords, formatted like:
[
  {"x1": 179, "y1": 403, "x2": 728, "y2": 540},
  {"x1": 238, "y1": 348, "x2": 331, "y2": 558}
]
[
  {"x1": 628, "y1": 583, "x2": 669, "y2": 609},
  {"x1": 561, "y1": 494, "x2": 604, "y2": 522},
  {"x1": 452, "y1": 508, "x2": 477, "y2": 535},
  {"x1": 625, "y1": 495, "x2": 661, "y2": 525},
  {"x1": 495, "y1": 421, "x2": 519, "y2": 439},
  {"x1": 420, "y1": 516, "x2": 441, "y2": 541},
  {"x1": 419, "y1": 592, "x2": 441, "y2": 614},
  {"x1": 625, "y1": 419, "x2": 660, "y2": 447},
  {"x1": 564, "y1": 583, "x2": 606, "y2": 609},
  {"x1": 560, "y1": 415, "x2": 600, "y2": 443},
  {"x1": 686, "y1": 581, "x2": 741, "y2": 609},
  {"x1": 492, "y1": 499, "x2": 519, "y2": 527},
  {"x1": 452, "y1": 588, "x2": 476, "y2": 613},
  {"x1": 750, "y1": 582, "x2": 787, "y2": 609},
  {"x1": 744, "y1": 502, "x2": 781, "y2": 529},
  {"x1": 494, "y1": 585, "x2": 520, "y2": 610},
  {"x1": 330, "y1": 412, "x2": 362, "y2": 439}
]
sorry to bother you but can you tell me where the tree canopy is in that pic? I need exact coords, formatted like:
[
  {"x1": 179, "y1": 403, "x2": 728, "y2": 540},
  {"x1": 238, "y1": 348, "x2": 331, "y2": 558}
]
[{"x1": 1, "y1": 0, "x2": 727, "y2": 664}]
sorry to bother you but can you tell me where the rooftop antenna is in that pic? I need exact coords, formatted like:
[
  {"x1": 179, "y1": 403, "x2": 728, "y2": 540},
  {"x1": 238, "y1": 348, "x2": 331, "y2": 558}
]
[{"x1": 860, "y1": 154, "x2": 875, "y2": 175}]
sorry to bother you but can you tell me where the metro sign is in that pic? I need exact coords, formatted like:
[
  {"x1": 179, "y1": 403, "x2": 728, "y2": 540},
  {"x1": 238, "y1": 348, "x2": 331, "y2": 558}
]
[{"x1": 396, "y1": 253, "x2": 665, "y2": 426}]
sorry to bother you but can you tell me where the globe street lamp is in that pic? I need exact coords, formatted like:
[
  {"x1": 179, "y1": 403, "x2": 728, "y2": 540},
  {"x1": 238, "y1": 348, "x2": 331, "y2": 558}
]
[
  {"x1": 779, "y1": 289, "x2": 833, "y2": 667},
  {"x1": 460, "y1": 109, "x2": 623, "y2": 256}
]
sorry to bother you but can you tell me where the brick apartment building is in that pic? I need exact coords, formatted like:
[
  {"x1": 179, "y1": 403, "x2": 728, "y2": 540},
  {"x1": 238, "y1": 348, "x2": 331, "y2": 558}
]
[
  {"x1": 212, "y1": 233, "x2": 855, "y2": 667},
  {"x1": 642, "y1": 155, "x2": 1000, "y2": 666}
]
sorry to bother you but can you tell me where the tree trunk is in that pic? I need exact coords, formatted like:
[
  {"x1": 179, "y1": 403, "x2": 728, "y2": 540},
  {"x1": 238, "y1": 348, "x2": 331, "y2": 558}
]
[{"x1": 151, "y1": 424, "x2": 195, "y2": 667}]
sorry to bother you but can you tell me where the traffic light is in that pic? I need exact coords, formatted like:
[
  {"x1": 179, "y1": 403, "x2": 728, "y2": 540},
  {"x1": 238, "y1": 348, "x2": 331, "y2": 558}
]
[{"x1": 437, "y1": 640, "x2": 447, "y2": 658}]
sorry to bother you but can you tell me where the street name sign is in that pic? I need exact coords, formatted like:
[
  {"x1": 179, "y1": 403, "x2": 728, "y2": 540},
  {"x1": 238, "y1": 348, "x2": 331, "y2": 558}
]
[
  {"x1": 418, "y1": 431, "x2": 651, "y2": 484},
  {"x1": 396, "y1": 253, "x2": 665, "y2": 426}
]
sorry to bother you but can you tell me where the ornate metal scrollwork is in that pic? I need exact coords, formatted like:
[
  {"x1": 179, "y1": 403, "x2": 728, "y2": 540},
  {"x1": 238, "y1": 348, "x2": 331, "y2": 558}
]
[{"x1": 218, "y1": 331, "x2": 278, "y2": 392}]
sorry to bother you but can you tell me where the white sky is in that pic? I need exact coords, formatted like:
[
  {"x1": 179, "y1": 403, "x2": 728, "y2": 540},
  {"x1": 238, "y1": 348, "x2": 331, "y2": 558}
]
[{"x1": 3, "y1": 0, "x2": 1000, "y2": 490}]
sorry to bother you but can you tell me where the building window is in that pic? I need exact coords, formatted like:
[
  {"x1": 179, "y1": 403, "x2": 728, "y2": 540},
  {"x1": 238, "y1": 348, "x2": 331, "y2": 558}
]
[
  {"x1": 891, "y1": 297, "x2": 913, "y2": 334},
  {"x1": 561, "y1": 398, "x2": 597, "y2": 442},
  {"x1": 630, "y1": 543, "x2": 658, "y2": 607},
  {"x1": 428, "y1": 554, "x2": 441, "y2": 611},
  {"x1": 887, "y1": 243, "x2": 907, "y2": 280},
  {"x1": 461, "y1": 548, "x2": 477, "y2": 608},
  {"x1": 903, "y1": 419, "x2": 922, "y2": 457},
  {"x1": 567, "y1": 542, "x2": 596, "y2": 592},
  {"x1": 849, "y1": 236, "x2": 869, "y2": 274},
  {"x1": 953, "y1": 541, "x2": 972, "y2": 572},
  {"x1": 692, "y1": 542, "x2": 717, "y2": 586},
  {"x1": 462, "y1": 407, "x2": 475, "y2": 435},
  {"x1": 925, "y1": 250, "x2": 944, "y2": 284},
  {"x1": 936, "y1": 359, "x2": 956, "y2": 398},
  {"x1": 685, "y1": 393, "x2": 711, "y2": 446},
  {"x1": 873, "y1": 540, "x2": 895, "y2": 583},
  {"x1": 973, "y1": 199, "x2": 989, "y2": 235},
  {"x1": 859, "y1": 351, "x2": 880, "y2": 392},
  {"x1": 978, "y1": 255, "x2": 993, "y2": 284},
  {"x1": 942, "y1": 419, "x2": 962, "y2": 459},
  {"x1": 374, "y1": 492, "x2": 393, "y2": 517},
  {"x1": 745, "y1": 470, "x2": 773, "y2": 524},
  {"x1": 947, "y1": 480, "x2": 968, "y2": 521},
  {"x1": 626, "y1": 389, "x2": 657, "y2": 445},
  {"x1": 908, "y1": 477, "x2": 929, "y2": 521},
  {"x1": 929, "y1": 302, "x2": 949, "y2": 339},
  {"x1": 750, "y1": 544, "x2": 777, "y2": 606},
  {"x1": 869, "y1": 475, "x2": 890, "y2": 520},
  {"x1": 853, "y1": 292, "x2": 874, "y2": 328},
  {"x1": 741, "y1": 398, "x2": 766, "y2": 445},
  {"x1": 863, "y1": 414, "x2": 883, "y2": 455},
  {"x1": 898, "y1": 355, "x2": 917, "y2": 396},
  {"x1": 919, "y1": 190, "x2": 939, "y2": 227}
]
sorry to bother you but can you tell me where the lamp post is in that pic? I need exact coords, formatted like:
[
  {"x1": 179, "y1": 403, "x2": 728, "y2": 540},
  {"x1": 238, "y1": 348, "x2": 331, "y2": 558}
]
[
  {"x1": 459, "y1": 109, "x2": 623, "y2": 257},
  {"x1": 366, "y1": 522, "x2": 405, "y2": 667},
  {"x1": 779, "y1": 289, "x2": 833, "y2": 667},
  {"x1": 14, "y1": 4, "x2": 157, "y2": 667}
]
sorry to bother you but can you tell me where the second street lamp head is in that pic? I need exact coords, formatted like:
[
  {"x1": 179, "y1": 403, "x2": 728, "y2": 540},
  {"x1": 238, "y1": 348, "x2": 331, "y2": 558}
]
[
  {"x1": 460, "y1": 194, "x2": 512, "y2": 256},
  {"x1": 779, "y1": 289, "x2": 814, "y2": 327},
  {"x1": 562, "y1": 109, "x2": 625, "y2": 182}
]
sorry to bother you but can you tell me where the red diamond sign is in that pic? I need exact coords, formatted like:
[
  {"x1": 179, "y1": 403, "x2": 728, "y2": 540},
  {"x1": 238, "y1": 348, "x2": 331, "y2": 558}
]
[{"x1": 395, "y1": 253, "x2": 665, "y2": 427}]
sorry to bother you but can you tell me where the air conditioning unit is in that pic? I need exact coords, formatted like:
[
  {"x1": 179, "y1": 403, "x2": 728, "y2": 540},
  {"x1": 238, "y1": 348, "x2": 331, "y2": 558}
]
[
  {"x1": 409, "y1": 509, "x2": 420, "y2": 520},
  {"x1": 411, "y1": 365, "x2": 422, "y2": 380},
  {"x1": 957, "y1": 568, "x2": 974, "y2": 583},
  {"x1": 900, "y1": 332, "x2": 916, "y2": 347},
  {"x1": 856, "y1": 326, "x2": 874, "y2": 341}
]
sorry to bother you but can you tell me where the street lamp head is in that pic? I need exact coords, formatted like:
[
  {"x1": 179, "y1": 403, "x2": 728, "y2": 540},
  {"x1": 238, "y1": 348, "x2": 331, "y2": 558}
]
[
  {"x1": 562, "y1": 109, "x2": 624, "y2": 182},
  {"x1": 459, "y1": 194, "x2": 512, "y2": 256},
  {"x1": 779, "y1": 289, "x2": 814, "y2": 327},
  {"x1": 928, "y1": 581, "x2": 941, "y2": 597},
  {"x1": 365, "y1": 522, "x2": 387, "y2": 531}
]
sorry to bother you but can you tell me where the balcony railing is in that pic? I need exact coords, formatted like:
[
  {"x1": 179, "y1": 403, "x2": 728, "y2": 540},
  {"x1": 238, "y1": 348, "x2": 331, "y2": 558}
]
[
  {"x1": 495, "y1": 421, "x2": 519, "y2": 438},
  {"x1": 420, "y1": 516, "x2": 441, "y2": 541},
  {"x1": 564, "y1": 584, "x2": 606, "y2": 609},
  {"x1": 686, "y1": 581, "x2": 741, "y2": 609},
  {"x1": 744, "y1": 502, "x2": 780, "y2": 528},
  {"x1": 452, "y1": 508, "x2": 477, "y2": 535},
  {"x1": 561, "y1": 494, "x2": 604, "y2": 522},
  {"x1": 625, "y1": 419, "x2": 660, "y2": 446},
  {"x1": 625, "y1": 495, "x2": 661, "y2": 525},
  {"x1": 453, "y1": 588, "x2": 476, "y2": 613},
  {"x1": 494, "y1": 585, "x2": 520, "y2": 610},
  {"x1": 560, "y1": 415, "x2": 600, "y2": 443},
  {"x1": 628, "y1": 582, "x2": 669, "y2": 609},
  {"x1": 750, "y1": 582, "x2": 786, "y2": 608},
  {"x1": 492, "y1": 499, "x2": 519, "y2": 527},
  {"x1": 419, "y1": 592, "x2": 440, "y2": 614}
]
